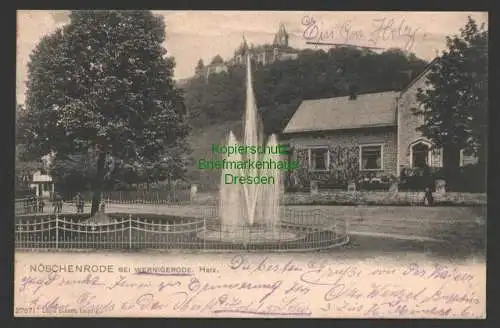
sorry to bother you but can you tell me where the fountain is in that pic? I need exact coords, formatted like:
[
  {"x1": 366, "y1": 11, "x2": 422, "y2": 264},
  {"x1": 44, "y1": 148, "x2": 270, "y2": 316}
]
[
  {"x1": 200, "y1": 52, "x2": 298, "y2": 244},
  {"x1": 195, "y1": 43, "x2": 349, "y2": 249}
]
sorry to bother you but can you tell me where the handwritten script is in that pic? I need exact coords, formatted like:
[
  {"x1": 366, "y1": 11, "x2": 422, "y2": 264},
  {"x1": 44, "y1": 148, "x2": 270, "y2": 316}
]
[
  {"x1": 14, "y1": 254, "x2": 485, "y2": 318},
  {"x1": 301, "y1": 15, "x2": 421, "y2": 52}
]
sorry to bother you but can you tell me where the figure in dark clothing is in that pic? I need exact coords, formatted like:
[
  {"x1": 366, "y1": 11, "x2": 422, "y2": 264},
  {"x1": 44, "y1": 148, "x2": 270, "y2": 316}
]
[
  {"x1": 38, "y1": 197, "x2": 45, "y2": 213},
  {"x1": 53, "y1": 193, "x2": 63, "y2": 213},
  {"x1": 58, "y1": 195, "x2": 63, "y2": 213},
  {"x1": 31, "y1": 196, "x2": 37, "y2": 213},
  {"x1": 423, "y1": 187, "x2": 435, "y2": 206},
  {"x1": 24, "y1": 197, "x2": 31, "y2": 214},
  {"x1": 52, "y1": 195, "x2": 57, "y2": 213},
  {"x1": 75, "y1": 193, "x2": 85, "y2": 213}
]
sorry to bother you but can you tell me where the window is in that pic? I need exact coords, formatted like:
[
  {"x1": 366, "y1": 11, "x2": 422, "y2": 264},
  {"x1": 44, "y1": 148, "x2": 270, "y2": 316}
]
[
  {"x1": 308, "y1": 147, "x2": 330, "y2": 172},
  {"x1": 412, "y1": 143, "x2": 430, "y2": 168},
  {"x1": 360, "y1": 145, "x2": 383, "y2": 171},
  {"x1": 409, "y1": 140, "x2": 433, "y2": 168}
]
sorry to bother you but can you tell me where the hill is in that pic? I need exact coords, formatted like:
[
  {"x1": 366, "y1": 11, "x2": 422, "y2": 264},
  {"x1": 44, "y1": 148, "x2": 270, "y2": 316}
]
[
  {"x1": 183, "y1": 47, "x2": 429, "y2": 190},
  {"x1": 186, "y1": 120, "x2": 243, "y2": 190}
]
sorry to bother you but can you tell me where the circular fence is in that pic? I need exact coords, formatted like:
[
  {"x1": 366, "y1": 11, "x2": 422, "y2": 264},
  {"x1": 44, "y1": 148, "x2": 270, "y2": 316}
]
[{"x1": 15, "y1": 206, "x2": 349, "y2": 252}]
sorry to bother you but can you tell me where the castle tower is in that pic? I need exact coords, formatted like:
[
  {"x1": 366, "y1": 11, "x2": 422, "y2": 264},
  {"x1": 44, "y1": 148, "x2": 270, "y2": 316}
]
[
  {"x1": 241, "y1": 34, "x2": 249, "y2": 54},
  {"x1": 234, "y1": 34, "x2": 250, "y2": 64},
  {"x1": 273, "y1": 23, "x2": 289, "y2": 48}
]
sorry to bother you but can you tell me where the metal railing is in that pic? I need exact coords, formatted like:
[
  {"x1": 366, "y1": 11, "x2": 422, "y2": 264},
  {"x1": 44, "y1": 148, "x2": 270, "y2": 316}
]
[
  {"x1": 65, "y1": 190, "x2": 192, "y2": 205},
  {"x1": 15, "y1": 207, "x2": 349, "y2": 252}
]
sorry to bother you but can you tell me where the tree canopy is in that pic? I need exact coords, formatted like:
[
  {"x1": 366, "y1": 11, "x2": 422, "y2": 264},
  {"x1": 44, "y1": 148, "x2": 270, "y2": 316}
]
[
  {"x1": 414, "y1": 16, "x2": 488, "y2": 167},
  {"x1": 19, "y1": 10, "x2": 190, "y2": 214},
  {"x1": 211, "y1": 55, "x2": 224, "y2": 65},
  {"x1": 195, "y1": 59, "x2": 204, "y2": 72}
]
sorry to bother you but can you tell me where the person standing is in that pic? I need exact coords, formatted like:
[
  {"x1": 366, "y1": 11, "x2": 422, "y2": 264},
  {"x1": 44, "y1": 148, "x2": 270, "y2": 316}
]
[
  {"x1": 80, "y1": 193, "x2": 86, "y2": 213},
  {"x1": 422, "y1": 164, "x2": 435, "y2": 206},
  {"x1": 31, "y1": 195, "x2": 37, "y2": 213},
  {"x1": 75, "y1": 193, "x2": 85, "y2": 213},
  {"x1": 99, "y1": 200, "x2": 106, "y2": 213},
  {"x1": 38, "y1": 196, "x2": 45, "y2": 213},
  {"x1": 53, "y1": 193, "x2": 63, "y2": 213},
  {"x1": 25, "y1": 197, "x2": 32, "y2": 214},
  {"x1": 57, "y1": 194, "x2": 63, "y2": 213}
]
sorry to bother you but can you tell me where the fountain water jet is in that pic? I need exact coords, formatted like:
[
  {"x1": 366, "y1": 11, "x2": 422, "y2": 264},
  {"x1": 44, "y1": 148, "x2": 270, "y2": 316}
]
[
  {"x1": 216, "y1": 51, "x2": 288, "y2": 242},
  {"x1": 219, "y1": 131, "x2": 245, "y2": 234}
]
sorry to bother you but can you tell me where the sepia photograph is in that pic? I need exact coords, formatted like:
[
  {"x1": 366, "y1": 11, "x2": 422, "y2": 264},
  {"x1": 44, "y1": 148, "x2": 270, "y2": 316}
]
[{"x1": 15, "y1": 10, "x2": 487, "y2": 318}]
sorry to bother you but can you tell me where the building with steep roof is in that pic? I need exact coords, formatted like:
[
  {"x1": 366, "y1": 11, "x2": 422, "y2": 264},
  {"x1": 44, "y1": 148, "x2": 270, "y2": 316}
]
[{"x1": 282, "y1": 58, "x2": 477, "y2": 188}]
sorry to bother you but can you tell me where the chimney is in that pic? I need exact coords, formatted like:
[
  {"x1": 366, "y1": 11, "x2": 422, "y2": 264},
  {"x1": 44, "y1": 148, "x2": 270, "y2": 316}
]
[{"x1": 348, "y1": 84, "x2": 359, "y2": 100}]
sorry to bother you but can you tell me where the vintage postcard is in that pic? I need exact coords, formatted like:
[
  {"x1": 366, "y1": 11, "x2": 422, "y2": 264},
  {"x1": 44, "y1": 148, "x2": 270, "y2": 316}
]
[{"x1": 15, "y1": 10, "x2": 487, "y2": 318}]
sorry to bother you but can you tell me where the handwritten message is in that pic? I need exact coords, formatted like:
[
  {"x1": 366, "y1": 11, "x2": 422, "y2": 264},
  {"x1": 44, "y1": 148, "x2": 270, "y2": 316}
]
[
  {"x1": 301, "y1": 15, "x2": 421, "y2": 52},
  {"x1": 14, "y1": 253, "x2": 485, "y2": 318}
]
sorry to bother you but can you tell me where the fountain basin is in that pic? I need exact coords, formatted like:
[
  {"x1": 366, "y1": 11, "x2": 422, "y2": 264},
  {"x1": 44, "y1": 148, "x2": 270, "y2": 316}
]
[{"x1": 197, "y1": 226, "x2": 303, "y2": 243}]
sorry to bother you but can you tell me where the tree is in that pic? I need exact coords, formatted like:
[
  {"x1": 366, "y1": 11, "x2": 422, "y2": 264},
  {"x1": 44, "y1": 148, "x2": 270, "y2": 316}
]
[
  {"x1": 15, "y1": 145, "x2": 43, "y2": 192},
  {"x1": 414, "y1": 16, "x2": 488, "y2": 169},
  {"x1": 195, "y1": 59, "x2": 204, "y2": 74},
  {"x1": 184, "y1": 65, "x2": 245, "y2": 126},
  {"x1": 211, "y1": 55, "x2": 224, "y2": 65},
  {"x1": 21, "y1": 10, "x2": 190, "y2": 215},
  {"x1": 49, "y1": 152, "x2": 98, "y2": 196},
  {"x1": 16, "y1": 105, "x2": 44, "y2": 191}
]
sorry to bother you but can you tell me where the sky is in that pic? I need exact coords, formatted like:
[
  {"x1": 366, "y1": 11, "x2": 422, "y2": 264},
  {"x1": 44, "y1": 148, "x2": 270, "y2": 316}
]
[{"x1": 16, "y1": 10, "x2": 488, "y2": 105}]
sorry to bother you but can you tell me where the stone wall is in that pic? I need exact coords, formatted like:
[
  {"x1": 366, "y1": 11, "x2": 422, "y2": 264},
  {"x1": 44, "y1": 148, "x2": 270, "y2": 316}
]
[{"x1": 192, "y1": 191, "x2": 486, "y2": 206}]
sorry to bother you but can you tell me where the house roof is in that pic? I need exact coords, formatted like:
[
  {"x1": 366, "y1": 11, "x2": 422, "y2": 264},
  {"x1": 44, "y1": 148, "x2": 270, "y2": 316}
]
[{"x1": 283, "y1": 91, "x2": 399, "y2": 134}]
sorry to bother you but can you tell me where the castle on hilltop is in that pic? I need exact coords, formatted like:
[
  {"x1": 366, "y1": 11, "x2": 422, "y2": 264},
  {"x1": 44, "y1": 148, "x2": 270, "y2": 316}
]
[
  {"x1": 194, "y1": 23, "x2": 299, "y2": 81},
  {"x1": 231, "y1": 23, "x2": 299, "y2": 66}
]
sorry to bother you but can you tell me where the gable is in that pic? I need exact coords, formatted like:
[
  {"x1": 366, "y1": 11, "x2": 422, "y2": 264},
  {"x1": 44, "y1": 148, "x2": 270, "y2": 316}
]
[{"x1": 400, "y1": 57, "x2": 439, "y2": 97}]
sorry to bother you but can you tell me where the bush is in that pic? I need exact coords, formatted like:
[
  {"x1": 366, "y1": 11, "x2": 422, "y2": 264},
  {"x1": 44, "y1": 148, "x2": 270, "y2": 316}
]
[
  {"x1": 284, "y1": 146, "x2": 360, "y2": 192},
  {"x1": 356, "y1": 173, "x2": 396, "y2": 191},
  {"x1": 285, "y1": 185, "x2": 304, "y2": 193},
  {"x1": 398, "y1": 165, "x2": 486, "y2": 192},
  {"x1": 398, "y1": 167, "x2": 436, "y2": 191},
  {"x1": 358, "y1": 180, "x2": 390, "y2": 191},
  {"x1": 436, "y1": 164, "x2": 486, "y2": 192}
]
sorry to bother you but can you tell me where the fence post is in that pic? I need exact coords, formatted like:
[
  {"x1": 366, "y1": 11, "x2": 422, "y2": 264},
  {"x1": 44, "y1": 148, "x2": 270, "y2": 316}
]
[
  {"x1": 55, "y1": 213, "x2": 59, "y2": 249},
  {"x1": 128, "y1": 214, "x2": 132, "y2": 249},
  {"x1": 203, "y1": 216, "x2": 206, "y2": 251}
]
